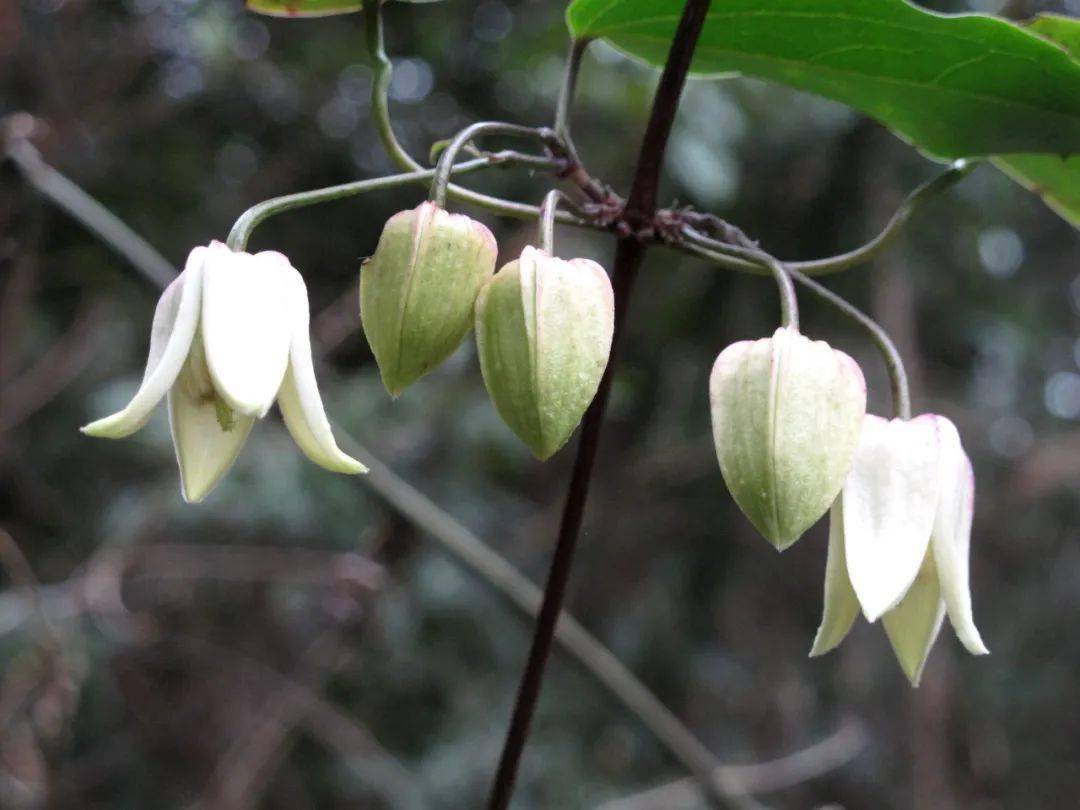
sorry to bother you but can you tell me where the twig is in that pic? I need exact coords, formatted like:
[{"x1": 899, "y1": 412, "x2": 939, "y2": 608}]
[
  {"x1": 4, "y1": 137, "x2": 176, "y2": 288},
  {"x1": 789, "y1": 269, "x2": 911, "y2": 419},
  {"x1": 125, "y1": 543, "x2": 384, "y2": 592},
  {"x1": 594, "y1": 720, "x2": 867, "y2": 810},
  {"x1": 0, "y1": 299, "x2": 108, "y2": 433},
  {"x1": 174, "y1": 635, "x2": 425, "y2": 810},
  {"x1": 682, "y1": 229, "x2": 911, "y2": 419}
]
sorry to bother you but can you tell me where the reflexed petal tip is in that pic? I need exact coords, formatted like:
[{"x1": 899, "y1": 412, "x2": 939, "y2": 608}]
[
  {"x1": 279, "y1": 272, "x2": 367, "y2": 475},
  {"x1": 82, "y1": 247, "x2": 206, "y2": 438},
  {"x1": 930, "y1": 416, "x2": 989, "y2": 656}
]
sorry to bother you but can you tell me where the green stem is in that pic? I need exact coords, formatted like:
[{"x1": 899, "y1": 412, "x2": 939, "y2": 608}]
[
  {"x1": 362, "y1": 0, "x2": 571, "y2": 223},
  {"x1": 789, "y1": 269, "x2": 912, "y2": 419},
  {"x1": 676, "y1": 161, "x2": 977, "y2": 277},
  {"x1": 757, "y1": 253, "x2": 798, "y2": 330},
  {"x1": 227, "y1": 159, "x2": 487, "y2": 252},
  {"x1": 686, "y1": 236, "x2": 910, "y2": 419},
  {"x1": 364, "y1": 0, "x2": 415, "y2": 172},
  {"x1": 555, "y1": 39, "x2": 589, "y2": 162},
  {"x1": 681, "y1": 230, "x2": 798, "y2": 329},
  {"x1": 429, "y1": 121, "x2": 551, "y2": 208},
  {"x1": 792, "y1": 160, "x2": 975, "y2": 276},
  {"x1": 538, "y1": 189, "x2": 567, "y2": 254}
]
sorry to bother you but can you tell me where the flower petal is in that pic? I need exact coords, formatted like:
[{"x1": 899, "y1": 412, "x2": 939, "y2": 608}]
[
  {"x1": 843, "y1": 414, "x2": 940, "y2": 622},
  {"x1": 810, "y1": 498, "x2": 860, "y2": 657},
  {"x1": 882, "y1": 552, "x2": 946, "y2": 686},
  {"x1": 277, "y1": 273, "x2": 366, "y2": 474},
  {"x1": 201, "y1": 242, "x2": 294, "y2": 417},
  {"x1": 81, "y1": 248, "x2": 204, "y2": 438},
  {"x1": 167, "y1": 378, "x2": 255, "y2": 504},
  {"x1": 930, "y1": 416, "x2": 989, "y2": 655}
]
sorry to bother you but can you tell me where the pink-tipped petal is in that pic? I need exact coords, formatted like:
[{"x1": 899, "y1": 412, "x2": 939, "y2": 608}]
[
  {"x1": 81, "y1": 247, "x2": 204, "y2": 438},
  {"x1": 843, "y1": 415, "x2": 940, "y2": 622},
  {"x1": 930, "y1": 416, "x2": 989, "y2": 655}
]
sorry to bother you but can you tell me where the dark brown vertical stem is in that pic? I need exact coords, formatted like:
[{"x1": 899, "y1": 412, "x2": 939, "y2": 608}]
[{"x1": 485, "y1": 3, "x2": 714, "y2": 808}]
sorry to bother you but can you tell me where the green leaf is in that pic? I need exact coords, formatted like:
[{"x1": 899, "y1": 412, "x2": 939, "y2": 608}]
[
  {"x1": 994, "y1": 14, "x2": 1080, "y2": 226},
  {"x1": 246, "y1": 0, "x2": 440, "y2": 18},
  {"x1": 246, "y1": 0, "x2": 363, "y2": 16},
  {"x1": 566, "y1": 0, "x2": 1080, "y2": 160},
  {"x1": 1027, "y1": 12, "x2": 1080, "y2": 55},
  {"x1": 993, "y1": 154, "x2": 1080, "y2": 226}
]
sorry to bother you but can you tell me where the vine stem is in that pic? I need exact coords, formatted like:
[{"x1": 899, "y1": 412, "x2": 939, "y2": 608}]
[
  {"x1": 362, "y1": 0, "x2": 579, "y2": 225},
  {"x1": 790, "y1": 269, "x2": 912, "y2": 419},
  {"x1": 554, "y1": 38, "x2": 590, "y2": 163},
  {"x1": 2, "y1": 121, "x2": 860, "y2": 808},
  {"x1": 429, "y1": 121, "x2": 551, "y2": 208},
  {"x1": 682, "y1": 230, "x2": 911, "y2": 419},
  {"x1": 675, "y1": 161, "x2": 976, "y2": 277},
  {"x1": 225, "y1": 151, "x2": 567, "y2": 251},
  {"x1": 484, "y1": 2, "x2": 723, "y2": 809},
  {"x1": 759, "y1": 253, "x2": 799, "y2": 330},
  {"x1": 537, "y1": 189, "x2": 568, "y2": 254},
  {"x1": 226, "y1": 159, "x2": 482, "y2": 251}
]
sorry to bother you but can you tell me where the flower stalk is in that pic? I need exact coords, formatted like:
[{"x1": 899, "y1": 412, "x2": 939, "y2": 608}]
[{"x1": 428, "y1": 121, "x2": 552, "y2": 208}]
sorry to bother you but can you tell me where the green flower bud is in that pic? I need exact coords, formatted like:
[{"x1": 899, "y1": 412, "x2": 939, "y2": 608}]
[
  {"x1": 709, "y1": 326, "x2": 866, "y2": 550},
  {"x1": 475, "y1": 246, "x2": 614, "y2": 461},
  {"x1": 360, "y1": 202, "x2": 497, "y2": 395}
]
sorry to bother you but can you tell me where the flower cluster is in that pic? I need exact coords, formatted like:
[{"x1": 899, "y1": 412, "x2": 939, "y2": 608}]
[
  {"x1": 84, "y1": 198, "x2": 985, "y2": 683},
  {"x1": 359, "y1": 203, "x2": 614, "y2": 460},
  {"x1": 709, "y1": 328, "x2": 988, "y2": 683},
  {"x1": 84, "y1": 204, "x2": 614, "y2": 497}
]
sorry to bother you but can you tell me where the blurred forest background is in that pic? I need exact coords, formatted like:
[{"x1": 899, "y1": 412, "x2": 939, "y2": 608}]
[{"x1": 2, "y1": 0, "x2": 1080, "y2": 808}]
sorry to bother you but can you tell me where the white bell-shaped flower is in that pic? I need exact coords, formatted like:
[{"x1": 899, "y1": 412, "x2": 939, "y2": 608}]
[
  {"x1": 810, "y1": 414, "x2": 988, "y2": 685},
  {"x1": 82, "y1": 241, "x2": 365, "y2": 502}
]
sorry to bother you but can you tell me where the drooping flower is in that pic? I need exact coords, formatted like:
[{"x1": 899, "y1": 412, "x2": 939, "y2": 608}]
[
  {"x1": 709, "y1": 326, "x2": 866, "y2": 550},
  {"x1": 82, "y1": 241, "x2": 366, "y2": 503},
  {"x1": 360, "y1": 202, "x2": 498, "y2": 396},
  {"x1": 810, "y1": 414, "x2": 989, "y2": 685},
  {"x1": 474, "y1": 246, "x2": 614, "y2": 461}
]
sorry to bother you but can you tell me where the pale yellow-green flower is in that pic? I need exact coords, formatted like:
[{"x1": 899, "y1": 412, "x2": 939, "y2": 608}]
[
  {"x1": 360, "y1": 202, "x2": 497, "y2": 396},
  {"x1": 475, "y1": 246, "x2": 614, "y2": 461},
  {"x1": 709, "y1": 326, "x2": 866, "y2": 550}
]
